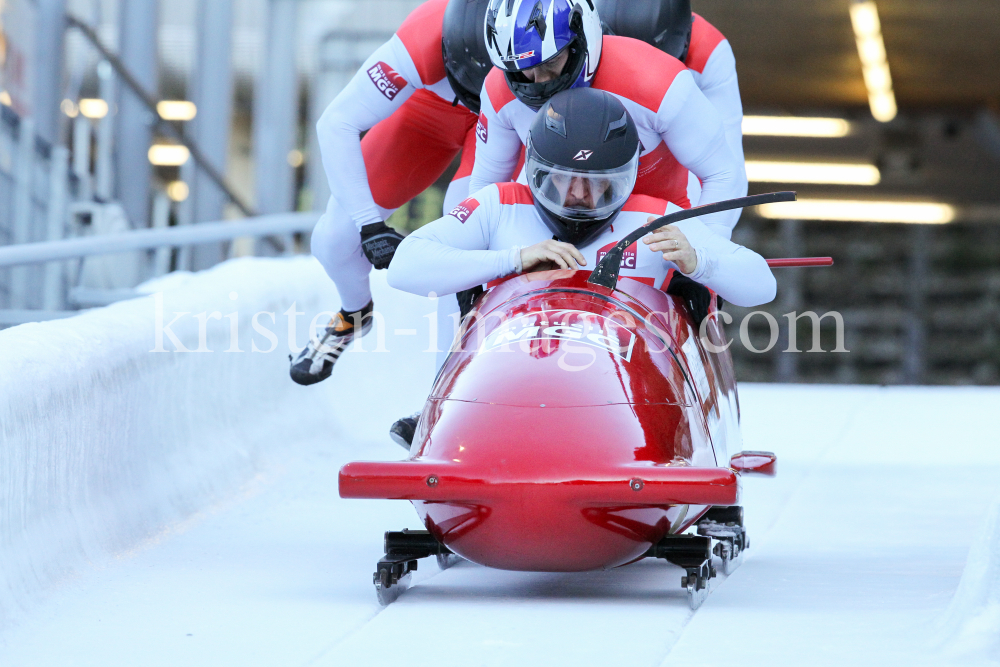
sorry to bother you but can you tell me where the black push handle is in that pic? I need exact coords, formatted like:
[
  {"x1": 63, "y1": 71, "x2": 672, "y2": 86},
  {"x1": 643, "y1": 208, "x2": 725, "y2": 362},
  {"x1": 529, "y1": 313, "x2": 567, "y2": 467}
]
[{"x1": 587, "y1": 191, "x2": 797, "y2": 289}]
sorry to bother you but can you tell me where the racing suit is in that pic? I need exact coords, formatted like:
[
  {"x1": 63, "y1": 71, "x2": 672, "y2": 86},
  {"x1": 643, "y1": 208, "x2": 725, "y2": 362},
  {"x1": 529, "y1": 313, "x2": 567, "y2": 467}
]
[
  {"x1": 388, "y1": 183, "x2": 775, "y2": 308},
  {"x1": 312, "y1": 0, "x2": 477, "y2": 313},
  {"x1": 470, "y1": 36, "x2": 747, "y2": 239}
]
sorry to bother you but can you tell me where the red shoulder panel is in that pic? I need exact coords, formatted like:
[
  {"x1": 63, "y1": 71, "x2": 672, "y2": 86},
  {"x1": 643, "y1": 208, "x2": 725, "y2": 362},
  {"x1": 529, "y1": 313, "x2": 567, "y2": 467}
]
[
  {"x1": 485, "y1": 67, "x2": 518, "y2": 112},
  {"x1": 396, "y1": 0, "x2": 448, "y2": 85},
  {"x1": 593, "y1": 36, "x2": 686, "y2": 112},
  {"x1": 685, "y1": 14, "x2": 726, "y2": 74},
  {"x1": 496, "y1": 182, "x2": 534, "y2": 205},
  {"x1": 622, "y1": 194, "x2": 670, "y2": 215}
]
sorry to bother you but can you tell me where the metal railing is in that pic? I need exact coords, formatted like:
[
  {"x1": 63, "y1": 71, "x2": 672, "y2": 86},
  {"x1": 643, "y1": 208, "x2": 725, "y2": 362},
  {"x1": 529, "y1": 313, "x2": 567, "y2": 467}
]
[
  {"x1": 0, "y1": 212, "x2": 319, "y2": 326},
  {"x1": 0, "y1": 212, "x2": 318, "y2": 267}
]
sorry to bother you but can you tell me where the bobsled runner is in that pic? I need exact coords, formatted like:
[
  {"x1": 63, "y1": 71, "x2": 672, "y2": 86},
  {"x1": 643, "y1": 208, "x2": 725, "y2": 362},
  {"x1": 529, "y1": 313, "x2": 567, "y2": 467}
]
[{"x1": 340, "y1": 192, "x2": 825, "y2": 608}]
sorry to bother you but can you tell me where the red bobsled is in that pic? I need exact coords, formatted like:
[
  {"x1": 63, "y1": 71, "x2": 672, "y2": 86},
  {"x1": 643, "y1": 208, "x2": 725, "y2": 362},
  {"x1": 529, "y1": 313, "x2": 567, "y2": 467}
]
[{"x1": 340, "y1": 193, "x2": 805, "y2": 607}]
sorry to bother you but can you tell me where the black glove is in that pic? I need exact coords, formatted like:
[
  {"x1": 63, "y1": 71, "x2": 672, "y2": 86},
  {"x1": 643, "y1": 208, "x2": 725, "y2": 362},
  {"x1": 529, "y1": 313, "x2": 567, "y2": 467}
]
[
  {"x1": 457, "y1": 285, "x2": 485, "y2": 319},
  {"x1": 360, "y1": 222, "x2": 405, "y2": 270},
  {"x1": 666, "y1": 272, "x2": 712, "y2": 330}
]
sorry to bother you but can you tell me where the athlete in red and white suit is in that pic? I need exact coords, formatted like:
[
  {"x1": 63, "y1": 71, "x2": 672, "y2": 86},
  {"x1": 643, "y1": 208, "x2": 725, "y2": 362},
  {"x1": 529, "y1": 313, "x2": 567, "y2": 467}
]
[
  {"x1": 388, "y1": 183, "x2": 775, "y2": 308},
  {"x1": 470, "y1": 36, "x2": 748, "y2": 238},
  {"x1": 312, "y1": 0, "x2": 478, "y2": 314},
  {"x1": 681, "y1": 13, "x2": 745, "y2": 206}
]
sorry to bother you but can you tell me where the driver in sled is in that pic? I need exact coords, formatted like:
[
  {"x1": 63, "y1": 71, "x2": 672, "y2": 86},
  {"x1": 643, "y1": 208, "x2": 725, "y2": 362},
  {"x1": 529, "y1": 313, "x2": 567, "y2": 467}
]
[{"x1": 386, "y1": 87, "x2": 776, "y2": 446}]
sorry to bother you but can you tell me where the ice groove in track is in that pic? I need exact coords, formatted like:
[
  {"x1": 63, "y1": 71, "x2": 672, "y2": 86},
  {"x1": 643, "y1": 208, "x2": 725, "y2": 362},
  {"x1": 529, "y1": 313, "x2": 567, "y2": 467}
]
[{"x1": 653, "y1": 391, "x2": 870, "y2": 667}]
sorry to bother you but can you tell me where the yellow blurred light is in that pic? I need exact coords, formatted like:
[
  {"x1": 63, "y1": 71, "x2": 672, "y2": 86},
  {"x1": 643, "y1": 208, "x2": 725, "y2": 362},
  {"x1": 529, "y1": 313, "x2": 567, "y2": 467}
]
[
  {"x1": 0, "y1": 90, "x2": 11, "y2": 107},
  {"x1": 856, "y1": 35, "x2": 886, "y2": 67},
  {"x1": 61, "y1": 98, "x2": 79, "y2": 118},
  {"x1": 166, "y1": 180, "x2": 189, "y2": 202},
  {"x1": 849, "y1": 1, "x2": 881, "y2": 38},
  {"x1": 745, "y1": 161, "x2": 881, "y2": 186},
  {"x1": 157, "y1": 100, "x2": 197, "y2": 121},
  {"x1": 862, "y1": 62, "x2": 893, "y2": 92},
  {"x1": 758, "y1": 199, "x2": 955, "y2": 224},
  {"x1": 79, "y1": 98, "x2": 109, "y2": 119},
  {"x1": 869, "y1": 91, "x2": 898, "y2": 123},
  {"x1": 148, "y1": 144, "x2": 190, "y2": 166},
  {"x1": 849, "y1": 1, "x2": 897, "y2": 123},
  {"x1": 287, "y1": 149, "x2": 304, "y2": 168},
  {"x1": 742, "y1": 116, "x2": 852, "y2": 138}
]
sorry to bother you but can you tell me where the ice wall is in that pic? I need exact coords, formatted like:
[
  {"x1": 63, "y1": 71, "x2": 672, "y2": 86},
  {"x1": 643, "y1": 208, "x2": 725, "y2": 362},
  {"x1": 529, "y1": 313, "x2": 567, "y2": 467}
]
[
  {"x1": 0, "y1": 257, "x2": 346, "y2": 628},
  {"x1": 938, "y1": 498, "x2": 1000, "y2": 660}
]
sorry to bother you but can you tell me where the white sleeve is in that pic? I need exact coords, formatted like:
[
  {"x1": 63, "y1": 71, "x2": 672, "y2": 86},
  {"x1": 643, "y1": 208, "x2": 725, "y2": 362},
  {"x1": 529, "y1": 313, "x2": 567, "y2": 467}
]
[
  {"x1": 698, "y1": 41, "x2": 745, "y2": 164},
  {"x1": 672, "y1": 218, "x2": 776, "y2": 307},
  {"x1": 387, "y1": 187, "x2": 521, "y2": 296},
  {"x1": 468, "y1": 86, "x2": 524, "y2": 193},
  {"x1": 654, "y1": 70, "x2": 748, "y2": 239},
  {"x1": 315, "y1": 35, "x2": 422, "y2": 230}
]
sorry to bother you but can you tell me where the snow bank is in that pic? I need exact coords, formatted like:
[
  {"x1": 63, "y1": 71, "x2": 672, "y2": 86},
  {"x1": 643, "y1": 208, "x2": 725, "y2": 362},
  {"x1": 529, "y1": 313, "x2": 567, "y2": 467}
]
[
  {"x1": 0, "y1": 257, "x2": 350, "y2": 628},
  {"x1": 938, "y1": 498, "x2": 1000, "y2": 660}
]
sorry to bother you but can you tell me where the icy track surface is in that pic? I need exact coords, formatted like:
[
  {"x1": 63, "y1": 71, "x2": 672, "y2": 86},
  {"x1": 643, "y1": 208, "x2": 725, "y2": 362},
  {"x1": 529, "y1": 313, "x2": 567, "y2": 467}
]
[{"x1": 3, "y1": 269, "x2": 1000, "y2": 666}]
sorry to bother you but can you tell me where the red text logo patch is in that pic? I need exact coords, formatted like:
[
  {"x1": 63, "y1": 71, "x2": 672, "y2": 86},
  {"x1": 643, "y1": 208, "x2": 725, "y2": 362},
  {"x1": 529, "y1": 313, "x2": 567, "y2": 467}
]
[
  {"x1": 448, "y1": 197, "x2": 481, "y2": 223},
  {"x1": 597, "y1": 241, "x2": 637, "y2": 269},
  {"x1": 367, "y1": 62, "x2": 408, "y2": 100},
  {"x1": 476, "y1": 113, "x2": 488, "y2": 143}
]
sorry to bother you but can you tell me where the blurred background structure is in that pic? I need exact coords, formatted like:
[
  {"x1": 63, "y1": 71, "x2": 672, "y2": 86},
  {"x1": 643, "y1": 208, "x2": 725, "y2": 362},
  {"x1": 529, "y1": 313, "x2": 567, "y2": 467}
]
[{"x1": 0, "y1": 0, "x2": 997, "y2": 384}]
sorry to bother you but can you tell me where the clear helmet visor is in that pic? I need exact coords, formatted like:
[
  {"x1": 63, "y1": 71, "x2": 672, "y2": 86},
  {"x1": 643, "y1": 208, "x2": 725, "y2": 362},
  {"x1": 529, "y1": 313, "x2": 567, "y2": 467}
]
[{"x1": 526, "y1": 147, "x2": 640, "y2": 222}]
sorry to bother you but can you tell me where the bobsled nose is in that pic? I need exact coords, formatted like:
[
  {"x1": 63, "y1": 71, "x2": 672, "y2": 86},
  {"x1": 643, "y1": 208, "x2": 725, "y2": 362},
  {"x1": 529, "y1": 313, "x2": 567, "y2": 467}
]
[{"x1": 339, "y1": 460, "x2": 739, "y2": 571}]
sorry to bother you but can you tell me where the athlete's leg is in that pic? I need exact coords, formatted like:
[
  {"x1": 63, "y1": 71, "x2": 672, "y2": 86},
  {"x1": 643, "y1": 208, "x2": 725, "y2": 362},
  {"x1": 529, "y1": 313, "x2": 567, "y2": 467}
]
[
  {"x1": 365, "y1": 90, "x2": 476, "y2": 210},
  {"x1": 310, "y1": 90, "x2": 473, "y2": 312},
  {"x1": 311, "y1": 195, "x2": 395, "y2": 312}
]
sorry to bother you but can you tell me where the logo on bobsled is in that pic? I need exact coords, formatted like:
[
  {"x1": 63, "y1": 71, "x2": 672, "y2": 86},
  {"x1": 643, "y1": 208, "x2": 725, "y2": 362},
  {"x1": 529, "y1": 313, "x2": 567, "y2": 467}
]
[
  {"x1": 480, "y1": 309, "x2": 637, "y2": 362},
  {"x1": 367, "y1": 62, "x2": 408, "y2": 100}
]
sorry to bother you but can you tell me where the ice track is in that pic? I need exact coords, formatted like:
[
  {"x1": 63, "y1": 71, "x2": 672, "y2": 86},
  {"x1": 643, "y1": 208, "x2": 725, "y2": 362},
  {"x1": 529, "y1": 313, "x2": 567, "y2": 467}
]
[{"x1": 2, "y1": 265, "x2": 999, "y2": 666}]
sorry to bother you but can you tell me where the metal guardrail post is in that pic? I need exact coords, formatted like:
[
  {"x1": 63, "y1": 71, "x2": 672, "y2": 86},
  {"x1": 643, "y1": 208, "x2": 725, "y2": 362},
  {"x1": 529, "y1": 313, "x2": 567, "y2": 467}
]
[
  {"x1": 150, "y1": 192, "x2": 172, "y2": 276},
  {"x1": 43, "y1": 146, "x2": 70, "y2": 311},
  {"x1": 11, "y1": 117, "x2": 36, "y2": 309},
  {"x1": 72, "y1": 114, "x2": 94, "y2": 201},
  {"x1": 95, "y1": 61, "x2": 116, "y2": 201}
]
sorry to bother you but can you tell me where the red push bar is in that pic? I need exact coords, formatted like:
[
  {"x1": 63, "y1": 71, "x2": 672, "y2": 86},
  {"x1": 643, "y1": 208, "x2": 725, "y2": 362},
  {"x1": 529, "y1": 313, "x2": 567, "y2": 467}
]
[{"x1": 767, "y1": 257, "x2": 834, "y2": 268}]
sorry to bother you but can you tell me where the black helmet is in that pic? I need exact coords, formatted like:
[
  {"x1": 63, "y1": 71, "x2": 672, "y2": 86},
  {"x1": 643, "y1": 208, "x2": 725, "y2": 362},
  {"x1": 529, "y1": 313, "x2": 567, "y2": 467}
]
[
  {"x1": 443, "y1": 0, "x2": 494, "y2": 115},
  {"x1": 595, "y1": 0, "x2": 693, "y2": 61},
  {"x1": 526, "y1": 88, "x2": 640, "y2": 247}
]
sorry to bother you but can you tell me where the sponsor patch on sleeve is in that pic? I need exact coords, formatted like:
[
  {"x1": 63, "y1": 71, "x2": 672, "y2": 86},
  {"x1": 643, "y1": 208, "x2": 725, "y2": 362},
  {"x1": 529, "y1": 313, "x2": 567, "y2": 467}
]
[
  {"x1": 476, "y1": 113, "x2": 488, "y2": 143},
  {"x1": 367, "y1": 61, "x2": 408, "y2": 100},
  {"x1": 448, "y1": 197, "x2": 481, "y2": 223}
]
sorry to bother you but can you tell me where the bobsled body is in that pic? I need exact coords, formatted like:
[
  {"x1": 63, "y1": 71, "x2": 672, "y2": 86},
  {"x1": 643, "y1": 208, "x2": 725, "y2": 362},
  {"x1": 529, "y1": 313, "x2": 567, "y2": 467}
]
[{"x1": 340, "y1": 271, "x2": 744, "y2": 572}]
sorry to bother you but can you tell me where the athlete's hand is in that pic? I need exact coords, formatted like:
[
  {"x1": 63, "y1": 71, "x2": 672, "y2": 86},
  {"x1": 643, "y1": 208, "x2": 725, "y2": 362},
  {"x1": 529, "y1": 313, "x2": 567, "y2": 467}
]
[
  {"x1": 519, "y1": 239, "x2": 587, "y2": 272},
  {"x1": 360, "y1": 222, "x2": 405, "y2": 270},
  {"x1": 643, "y1": 218, "x2": 697, "y2": 274}
]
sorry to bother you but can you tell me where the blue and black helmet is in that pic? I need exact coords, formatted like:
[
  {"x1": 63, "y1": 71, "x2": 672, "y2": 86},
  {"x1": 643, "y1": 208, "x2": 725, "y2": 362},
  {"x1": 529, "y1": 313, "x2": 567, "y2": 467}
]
[{"x1": 484, "y1": 0, "x2": 604, "y2": 110}]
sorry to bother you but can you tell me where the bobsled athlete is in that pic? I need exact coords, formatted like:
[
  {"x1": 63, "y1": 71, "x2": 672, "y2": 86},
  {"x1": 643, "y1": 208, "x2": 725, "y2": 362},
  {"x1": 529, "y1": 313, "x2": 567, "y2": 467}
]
[
  {"x1": 290, "y1": 0, "x2": 493, "y2": 386},
  {"x1": 595, "y1": 0, "x2": 745, "y2": 204},
  {"x1": 387, "y1": 88, "x2": 774, "y2": 446},
  {"x1": 470, "y1": 0, "x2": 748, "y2": 239}
]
